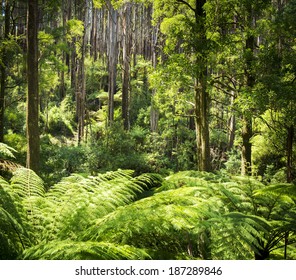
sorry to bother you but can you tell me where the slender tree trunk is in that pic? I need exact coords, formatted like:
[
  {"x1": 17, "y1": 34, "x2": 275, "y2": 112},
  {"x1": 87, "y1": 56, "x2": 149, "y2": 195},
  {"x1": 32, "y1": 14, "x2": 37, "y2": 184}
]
[
  {"x1": 107, "y1": 1, "x2": 118, "y2": 124},
  {"x1": 241, "y1": 115, "x2": 252, "y2": 175},
  {"x1": 0, "y1": 0, "x2": 10, "y2": 143},
  {"x1": 150, "y1": 19, "x2": 159, "y2": 132},
  {"x1": 193, "y1": 0, "x2": 211, "y2": 172},
  {"x1": 194, "y1": 77, "x2": 211, "y2": 171},
  {"x1": 91, "y1": 6, "x2": 98, "y2": 60},
  {"x1": 59, "y1": 0, "x2": 68, "y2": 101},
  {"x1": 26, "y1": 0, "x2": 40, "y2": 173},
  {"x1": 241, "y1": 23, "x2": 255, "y2": 175},
  {"x1": 122, "y1": 3, "x2": 131, "y2": 130},
  {"x1": 77, "y1": 0, "x2": 88, "y2": 144},
  {"x1": 286, "y1": 125, "x2": 294, "y2": 183}
]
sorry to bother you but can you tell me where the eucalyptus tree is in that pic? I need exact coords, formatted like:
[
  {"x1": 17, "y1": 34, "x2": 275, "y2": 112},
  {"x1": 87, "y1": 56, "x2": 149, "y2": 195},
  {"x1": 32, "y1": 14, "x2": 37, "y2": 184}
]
[
  {"x1": 254, "y1": 0, "x2": 296, "y2": 182},
  {"x1": 26, "y1": 0, "x2": 40, "y2": 173},
  {"x1": 150, "y1": 0, "x2": 213, "y2": 171},
  {"x1": 121, "y1": 3, "x2": 132, "y2": 130},
  {"x1": 204, "y1": 0, "x2": 273, "y2": 175},
  {"x1": 0, "y1": 0, "x2": 11, "y2": 142}
]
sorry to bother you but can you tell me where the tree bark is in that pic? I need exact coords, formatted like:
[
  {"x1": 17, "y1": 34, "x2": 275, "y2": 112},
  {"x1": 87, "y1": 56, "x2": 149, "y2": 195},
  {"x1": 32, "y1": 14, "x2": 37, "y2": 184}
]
[
  {"x1": 76, "y1": 0, "x2": 88, "y2": 144},
  {"x1": 193, "y1": 0, "x2": 211, "y2": 172},
  {"x1": 241, "y1": 18, "x2": 255, "y2": 175},
  {"x1": 90, "y1": 6, "x2": 98, "y2": 61},
  {"x1": 286, "y1": 125, "x2": 294, "y2": 183},
  {"x1": 122, "y1": 3, "x2": 131, "y2": 130},
  {"x1": 0, "y1": 0, "x2": 11, "y2": 143},
  {"x1": 241, "y1": 115, "x2": 252, "y2": 175},
  {"x1": 107, "y1": 1, "x2": 118, "y2": 125},
  {"x1": 194, "y1": 77, "x2": 211, "y2": 171},
  {"x1": 150, "y1": 18, "x2": 159, "y2": 132},
  {"x1": 26, "y1": 0, "x2": 40, "y2": 173}
]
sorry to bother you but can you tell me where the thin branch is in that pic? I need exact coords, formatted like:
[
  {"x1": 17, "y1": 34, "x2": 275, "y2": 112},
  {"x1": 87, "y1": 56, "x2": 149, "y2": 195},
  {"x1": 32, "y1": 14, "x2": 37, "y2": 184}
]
[
  {"x1": 175, "y1": 0, "x2": 196, "y2": 13},
  {"x1": 212, "y1": 78, "x2": 238, "y2": 94}
]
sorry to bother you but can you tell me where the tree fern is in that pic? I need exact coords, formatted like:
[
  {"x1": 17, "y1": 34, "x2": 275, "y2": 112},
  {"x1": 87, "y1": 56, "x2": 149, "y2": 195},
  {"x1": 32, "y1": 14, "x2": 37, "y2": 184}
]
[
  {"x1": 0, "y1": 177, "x2": 31, "y2": 259},
  {"x1": 23, "y1": 240, "x2": 149, "y2": 260},
  {"x1": 0, "y1": 142, "x2": 22, "y2": 172},
  {"x1": 83, "y1": 186, "x2": 222, "y2": 259},
  {"x1": 1, "y1": 165, "x2": 296, "y2": 260},
  {"x1": 39, "y1": 171, "x2": 158, "y2": 241}
]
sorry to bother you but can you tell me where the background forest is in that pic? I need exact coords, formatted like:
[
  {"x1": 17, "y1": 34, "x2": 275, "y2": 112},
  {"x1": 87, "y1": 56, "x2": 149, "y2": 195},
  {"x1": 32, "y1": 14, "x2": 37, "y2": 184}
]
[{"x1": 0, "y1": 0, "x2": 296, "y2": 260}]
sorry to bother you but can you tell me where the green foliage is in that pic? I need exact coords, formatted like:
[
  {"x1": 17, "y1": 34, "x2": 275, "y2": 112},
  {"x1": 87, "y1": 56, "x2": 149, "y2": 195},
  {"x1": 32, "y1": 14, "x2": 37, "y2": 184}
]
[
  {"x1": 0, "y1": 143, "x2": 17, "y2": 159},
  {"x1": 23, "y1": 240, "x2": 149, "y2": 260},
  {"x1": 0, "y1": 142, "x2": 22, "y2": 174},
  {"x1": 43, "y1": 96, "x2": 76, "y2": 137},
  {"x1": 1, "y1": 164, "x2": 295, "y2": 260},
  {"x1": 66, "y1": 19, "x2": 84, "y2": 40},
  {"x1": 0, "y1": 167, "x2": 162, "y2": 259},
  {"x1": 1, "y1": 0, "x2": 296, "y2": 261}
]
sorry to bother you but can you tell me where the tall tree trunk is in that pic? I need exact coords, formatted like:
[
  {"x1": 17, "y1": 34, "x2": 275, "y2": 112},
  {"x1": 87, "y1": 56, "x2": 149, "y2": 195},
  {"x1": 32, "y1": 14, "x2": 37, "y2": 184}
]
[
  {"x1": 227, "y1": 93, "x2": 236, "y2": 150},
  {"x1": 194, "y1": 77, "x2": 211, "y2": 171},
  {"x1": 122, "y1": 3, "x2": 131, "y2": 130},
  {"x1": 77, "y1": 0, "x2": 88, "y2": 144},
  {"x1": 91, "y1": 6, "x2": 98, "y2": 61},
  {"x1": 241, "y1": 32, "x2": 255, "y2": 175},
  {"x1": 241, "y1": 115, "x2": 252, "y2": 175},
  {"x1": 59, "y1": 0, "x2": 68, "y2": 101},
  {"x1": 194, "y1": 0, "x2": 211, "y2": 172},
  {"x1": 26, "y1": 0, "x2": 40, "y2": 173},
  {"x1": 0, "y1": 0, "x2": 10, "y2": 143},
  {"x1": 107, "y1": 1, "x2": 118, "y2": 125},
  {"x1": 150, "y1": 18, "x2": 159, "y2": 132},
  {"x1": 286, "y1": 124, "x2": 294, "y2": 183}
]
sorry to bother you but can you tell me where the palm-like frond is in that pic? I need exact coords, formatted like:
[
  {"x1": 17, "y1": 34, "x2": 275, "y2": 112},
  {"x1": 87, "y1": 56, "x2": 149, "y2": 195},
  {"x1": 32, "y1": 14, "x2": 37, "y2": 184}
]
[
  {"x1": 1, "y1": 165, "x2": 296, "y2": 260},
  {"x1": 256, "y1": 183, "x2": 296, "y2": 199},
  {"x1": 0, "y1": 142, "x2": 17, "y2": 159},
  {"x1": 40, "y1": 171, "x2": 156, "y2": 241},
  {"x1": 0, "y1": 178, "x2": 31, "y2": 259},
  {"x1": 0, "y1": 142, "x2": 22, "y2": 172},
  {"x1": 83, "y1": 186, "x2": 221, "y2": 259},
  {"x1": 22, "y1": 240, "x2": 150, "y2": 260},
  {"x1": 10, "y1": 168, "x2": 45, "y2": 199}
]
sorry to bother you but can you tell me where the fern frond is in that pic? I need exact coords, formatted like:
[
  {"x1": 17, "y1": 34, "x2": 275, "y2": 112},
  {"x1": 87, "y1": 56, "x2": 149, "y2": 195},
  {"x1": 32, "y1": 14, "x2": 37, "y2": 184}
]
[
  {"x1": 0, "y1": 143, "x2": 22, "y2": 172},
  {"x1": 22, "y1": 240, "x2": 150, "y2": 260},
  {"x1": 10, "y1": 168, "x2": 45, "y2": 199},
  {"x1": 256, "y1": 183, "x2": 296, "y2": 199},
  {"x1": 83, "y1": 187, "x2": 221, "y2": 259},
  {"x1": 0, "y1": 142, "x2": 17, "y2": 159},
  {"x1": 0, "y1": 159, "x2": 22, "y2": 172},
  {"x1": 0, "y1": 184, "x2": 33, "y2": 258},
  {"x1": 0, "y1": 207, "x2": 30, "y2": 250},
  {"x1": 209, "y1": 212, "x2": 271, "y2": 259},
  {"x1": 38, "y1": 170, "x2": 154, "y2": 241}
]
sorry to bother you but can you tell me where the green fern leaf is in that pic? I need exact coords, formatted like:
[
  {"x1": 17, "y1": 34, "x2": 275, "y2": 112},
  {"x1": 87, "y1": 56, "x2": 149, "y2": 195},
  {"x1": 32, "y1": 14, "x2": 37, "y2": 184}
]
[{"x1": 22, "y1": 240, "x2": 150, "y2": 260}]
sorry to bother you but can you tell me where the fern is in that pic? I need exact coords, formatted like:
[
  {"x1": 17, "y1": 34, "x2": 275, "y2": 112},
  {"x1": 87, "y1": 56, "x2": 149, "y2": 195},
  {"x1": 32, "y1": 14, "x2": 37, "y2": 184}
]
[
  {"x1": 0, "y1": 142, "x2": 22, "y2": 172},
  {"x1": 0, "y1": 178, "x2": 32, "y2": 259},
  {"x1": 40, "y1": 171, "x2": 155, "y2": 241},
  {"x1": 0, "y1": 142, "x2": 17, "y2": 159},
  {"x1": 1, "y1": 165, "x2": 296, "y2": 260},
  {"x1": 10, "y1": 168, "x2": 45, "y2": 199},
  {"x1": 23, "y1": 240, "x2": 149, "y2": 260},
  {"x1": 83, "y1": 186, "x2": 222, "y2": 259}
]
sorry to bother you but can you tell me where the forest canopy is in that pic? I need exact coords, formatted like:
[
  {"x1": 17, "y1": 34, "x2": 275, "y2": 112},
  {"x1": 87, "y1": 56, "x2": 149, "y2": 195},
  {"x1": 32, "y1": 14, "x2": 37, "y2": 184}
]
[{"x1": 0, "y1": 0, "x2": 295, "y2": 260}]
